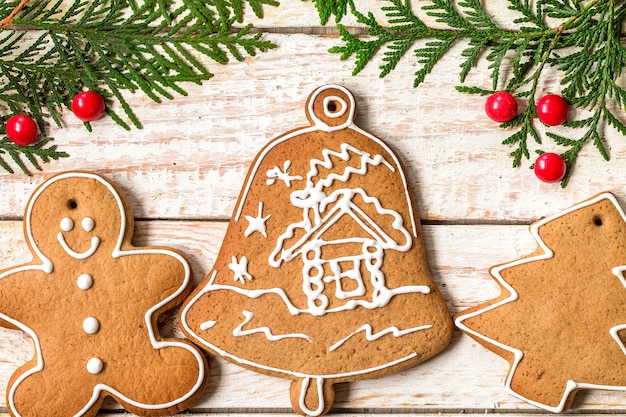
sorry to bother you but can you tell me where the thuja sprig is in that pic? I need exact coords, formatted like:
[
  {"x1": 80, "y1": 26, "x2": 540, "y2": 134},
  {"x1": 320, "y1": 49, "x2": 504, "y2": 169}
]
[
  {"x1": 0, "y1": 0, "x2": 277, "y2": 174},
  {"x1": 320, "y1": 0, "x2": 626, "y2": 186},
  {"x1": 310, "y1": 0, "x2": 350, "y2": 24},
  {"x1": 0, "y1": 136, "x2": 68, "y2": 174}
]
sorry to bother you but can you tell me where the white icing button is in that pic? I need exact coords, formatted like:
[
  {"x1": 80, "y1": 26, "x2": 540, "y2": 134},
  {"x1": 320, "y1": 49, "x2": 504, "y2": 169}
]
[
  {"x1": 60, "y1": 217, "x2": 74, "y2": 232},
  {"x1": 83, "y1": 317, "x2": 100, "y2": 334},
  {"x1": 81, "y1": 217, "x2": 95, "y2": 232},
  {"x1": 77, "y1": 274, "x2": 93, "y2": 290},
  {"x1": 86, "y1": 357, "x2": 103, "y2": 374}
]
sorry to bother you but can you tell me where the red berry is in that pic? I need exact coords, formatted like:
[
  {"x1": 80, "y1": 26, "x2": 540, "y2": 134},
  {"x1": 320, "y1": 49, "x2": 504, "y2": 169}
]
[
  {"x1": 536, "y1": 94, "x2": 568, "y2": 126},
  {"x1": 534, "y1": 152, "x2": 566, "y2": 183},
  {"x1": 5, "y1": 114, "x2": 38, "y2": 146},
  {"x1": 485, "y1": 92, "x2": 518, "y2": 123},
  {"x1": 72, "y1": 91, "x2": 105, "y2": 122}
]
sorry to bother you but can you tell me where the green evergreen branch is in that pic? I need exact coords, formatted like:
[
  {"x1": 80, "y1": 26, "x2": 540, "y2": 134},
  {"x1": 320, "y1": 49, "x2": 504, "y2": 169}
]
[
  {"x1": 0, "y1": 0, "x2": 278, "y2": 174},
  {"x1": 320, "y1": 0, "x2": 624, "y2": 186},
  {"x1": 0, "y1": 136, "x2": 68, "y2": 174},
  {"x1": 310, "y1": 0, "x2": 351, "y2": 25}
]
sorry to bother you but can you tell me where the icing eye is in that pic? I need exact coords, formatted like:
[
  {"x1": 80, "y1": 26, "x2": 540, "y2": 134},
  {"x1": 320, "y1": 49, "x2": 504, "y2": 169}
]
[
  {"x1": 68, "y1": 199, "x2": 78, "y2": 209},
  {"x1": 326, "y1": 101, "x2": 338, "y2": 112},
  {"x1": 82, "y1": 217, "x2": 95, "y2": 232},
  {"x1": 593, "y1": 215, "x2": 603, "y2": 226},
  {"x1": 60, "y1": 218, "x2": 74, "y2": 232}
]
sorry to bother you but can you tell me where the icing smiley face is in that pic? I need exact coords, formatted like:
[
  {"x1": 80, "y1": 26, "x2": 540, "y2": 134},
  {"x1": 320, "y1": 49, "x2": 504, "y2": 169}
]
[
  {"x1": 57, "y1": 216, "x2": 99, "y2": 259},
  {"x1": 27, "y1": 174, "x2": 125, "y2": 268}
]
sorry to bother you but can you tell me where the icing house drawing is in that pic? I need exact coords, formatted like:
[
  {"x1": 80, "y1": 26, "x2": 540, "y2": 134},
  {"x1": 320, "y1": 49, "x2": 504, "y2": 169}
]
[{"x1": 268, "y1": 144, "x2": 413, "y2": 315}]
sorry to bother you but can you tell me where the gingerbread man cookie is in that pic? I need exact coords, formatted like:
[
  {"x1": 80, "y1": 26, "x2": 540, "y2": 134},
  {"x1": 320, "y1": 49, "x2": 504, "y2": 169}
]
[
  {"x1": 0, "y1": 171, "x2": 208, "y2": 417},
  {"x1": 455, "y1": 192, "x2": 626, "y2": 412},
  {"x1": 181, "y1": 85, "x2": 452, "y2": 416}
]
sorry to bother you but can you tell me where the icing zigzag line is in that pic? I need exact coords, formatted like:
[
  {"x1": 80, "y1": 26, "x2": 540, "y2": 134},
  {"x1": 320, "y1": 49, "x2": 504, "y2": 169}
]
[
  {"x1": 307, "y1": 143, "x2": 394, "y2": 189},
  {"x1": 233, "y1": 310, "x2": 312, "y2": 342},
  {"x1": 329, "y1": 323, "x2": 433, "y2": 352}
]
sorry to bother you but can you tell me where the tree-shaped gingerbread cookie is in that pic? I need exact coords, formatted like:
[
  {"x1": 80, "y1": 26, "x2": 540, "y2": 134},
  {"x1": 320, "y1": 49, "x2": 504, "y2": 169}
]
[
  {"x1": 455, "y1": 192, "x2": 626, "y2": 412},
  {"x1": 0, "y1": 171, "x2": 208, "y2": 417},
  {"x1": 180, "y1": 85, "x2": 453, "y2": 416}
]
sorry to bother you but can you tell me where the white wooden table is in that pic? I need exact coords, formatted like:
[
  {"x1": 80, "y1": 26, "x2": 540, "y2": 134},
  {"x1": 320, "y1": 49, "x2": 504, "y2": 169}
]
[{"x1": 1, "y1": 1, "x2": 626, "y2": 415}]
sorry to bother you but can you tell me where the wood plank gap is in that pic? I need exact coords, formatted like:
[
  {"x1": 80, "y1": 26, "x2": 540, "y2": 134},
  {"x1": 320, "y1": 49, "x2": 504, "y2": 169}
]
[
  {"x1": 178, "y1": 408, "x2": 626, "y2": 415},
  {"x1": 133, "y1": 217, "x2": 231, "y2": 223},
  {"x1": 129, "y1": 218, "x2": 530, "y2": 226},
  {"x1": 422, "y1": 219, "x2": 532, "y2": 226},
  {"x1": 0, "y1": 217, "x2": 531, "y2": 226},
  {"x1": 0, "y1": 216, "x2": 22, "y2": 222},
  {"x1": 321, "y1": 408, "x2": 626, "y2": 415},
  {"x1": 172, "y1": 407, "x2": 295, "y2": 414},
  {"x1": 250, "y1": 25, "x2": 366, "y2": 36},
  {"x1": 2, "y1": 23, "x2": 367, "y2": 36}
]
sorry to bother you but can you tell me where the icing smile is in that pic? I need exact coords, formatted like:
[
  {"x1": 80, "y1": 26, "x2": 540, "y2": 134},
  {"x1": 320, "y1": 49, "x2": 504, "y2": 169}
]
[
  {"x1": 57, "y1": 216, "x2": 100, "y2": 259},
  {"x1": 57, "y1": 233, "x2": 100, "y2": 259}
]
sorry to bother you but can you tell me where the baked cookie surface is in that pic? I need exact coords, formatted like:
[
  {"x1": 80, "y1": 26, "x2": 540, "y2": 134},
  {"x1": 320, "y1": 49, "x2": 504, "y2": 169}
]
[
  {"x1": 181, "y1": 85, "x2": 453, "y2": 416},
  {"x1": 0, "y1": 171, "x2": 208, "y2": 417},
  {"x1": 455, "y1": 192, "x2": 626, "y2": 412}
]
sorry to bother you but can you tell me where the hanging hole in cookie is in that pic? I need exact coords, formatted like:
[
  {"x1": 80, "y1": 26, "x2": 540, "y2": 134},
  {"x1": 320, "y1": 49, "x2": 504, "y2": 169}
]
[
  {"x1": 68, "y1": 199, "x2": 78, "y2": 209},
  {"x1": 322, "y1": 96, "x2": 347, "y2": 119},
  {"x1": 593, "y1": 215, "x2": 603, "y2": 226}
]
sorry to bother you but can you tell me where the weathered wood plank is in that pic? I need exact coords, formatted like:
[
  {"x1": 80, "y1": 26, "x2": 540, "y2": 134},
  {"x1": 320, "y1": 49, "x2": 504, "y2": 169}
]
[{"x1": 0, "y1": 220, "x2": 624, "y2": 413}]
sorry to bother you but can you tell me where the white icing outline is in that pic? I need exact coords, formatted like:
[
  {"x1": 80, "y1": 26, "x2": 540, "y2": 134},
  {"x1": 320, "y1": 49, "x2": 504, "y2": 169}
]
[
  {"x1": 329, "y1": 323, "x2": 433, "y2": 352},
  {"x1": 5, "y1": 172, "x2": 206, "y2": 417},
  {"x1": 322, "y1": 96, "x2": 347, "y2": 119},
  {"x1": 610, "y1": 323, "x2": 626, "y2": 356},
  {"x1": 57, "y1": 234, "x2": 100, "y2": 259},
  {"x1": 455, "y1": 192, "x2": 626, "y2": 413},
  {"x1": 233, "y1": 310, "x2": 312, "y2": 342},
  {"x1": 233, "y1": 85, "x2": 417, "y2": 238},
  {"x1": 298, "y1": 376, "x2": 325, "y2": 417}
]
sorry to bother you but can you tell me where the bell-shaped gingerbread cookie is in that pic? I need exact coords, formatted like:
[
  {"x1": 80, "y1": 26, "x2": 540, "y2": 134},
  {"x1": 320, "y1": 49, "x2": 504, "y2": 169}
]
[{"x1": 181, "y1": 85, "x2": 452, "y2": 416}]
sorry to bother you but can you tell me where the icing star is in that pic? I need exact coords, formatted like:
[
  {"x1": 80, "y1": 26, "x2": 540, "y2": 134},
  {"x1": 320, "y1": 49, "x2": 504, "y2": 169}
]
[
  {"x1": 244, "y1": 202, "x2": 271, "y2": 238},
  {"x1": 0, "y1": 172, "x2": 207, "y2": 417},
  {"x1": 229, "y1": 255, "x2": 253, "y2": 284}
]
